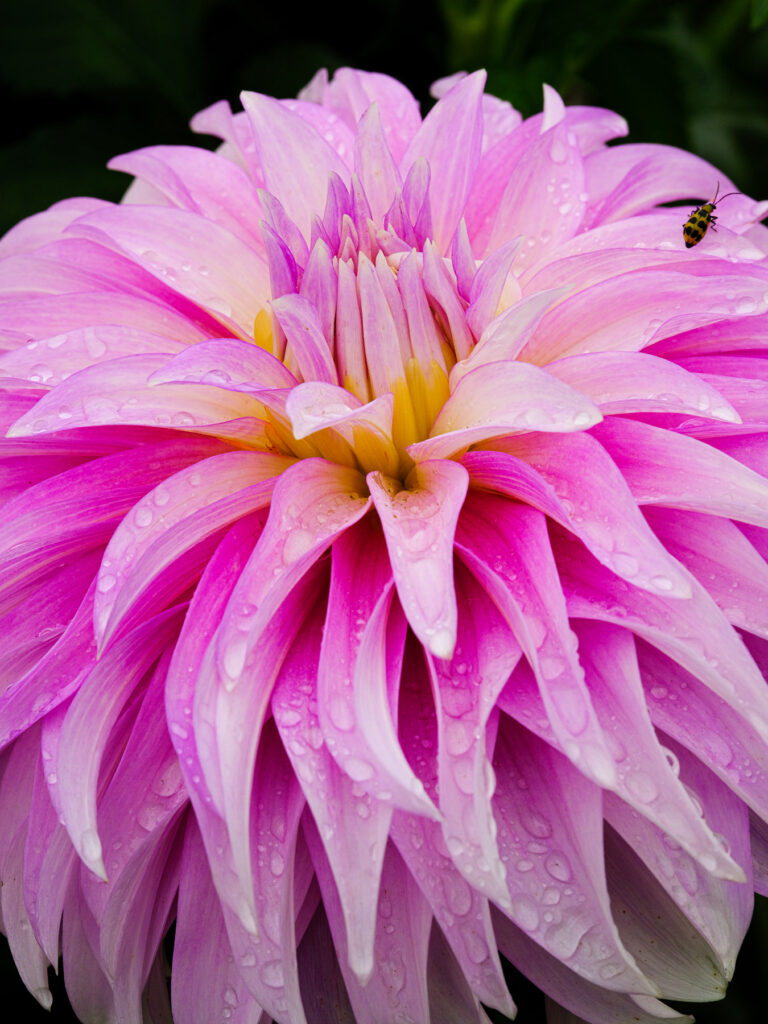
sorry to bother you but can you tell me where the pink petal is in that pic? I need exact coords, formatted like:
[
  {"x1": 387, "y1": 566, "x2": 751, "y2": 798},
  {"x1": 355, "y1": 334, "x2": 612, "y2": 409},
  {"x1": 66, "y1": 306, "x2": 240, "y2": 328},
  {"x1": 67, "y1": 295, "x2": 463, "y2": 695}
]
[
  {"x1": 427, "y1": 565, "x2": 521, "y2": 906},
  {"x1": 241, "y1": 91, "x2": 350, "y2": 240},
  {"x1": 575, "y1": 620, "x2": 741, "y2": 879},
  {"x1": 474, "y1": 433, "x2": 692, "y2": 597},
  {"x1": 556, "y1": 527, "x2": 768, "y2": 742},
  {"x1": 270, "y1": 294, "x2": 339, "y2": 385},
  {"x1": 0, "y1": 574, "x2": 98, "y2": 751},
  {"x1": 354, "y1": 103, "x2": 402, "y2": 224},
  {"x1": 148, "y1": 337, "x2": 298, "y2": 391},
  {"x1": 522, "y1": 266, "x2": 768, "y2": 363},
  {"x1": 368, "y1": 459, "x2": 468, "y2": 658},
  {"x1": 605, "y1": 736, "x2": 752, "y2": 981},
  {"x1": 548, "y1": 351, "x2": 739, "y2": 421},
  {"x1": 218, "y1": 722, "x2": 309, "y2": 1023},
  {"x1": 0, "y1": 291, "x2": 212, "y2": 346},
  {"x1": 2, "y1": 824, "x2": 52, "y2": 1009},
  {"x1": 492, "y1": 714, "x2": 656, "y2": 994},
  {"x1": 324, "y1": 68, "x2": 421, "y2": 164},
  {"x1": 390, "y1": 642, "x2": 516, "y2": 1016},
  {"x1": 108, "y1": 144, "x2": 265, "y2": 250},
  {"x1": 602, "y1": 825, "x2": 729, "y2": 1001},
  {"x1": 592, "y1": 417, "x2": 768, "y2": 527},
  {"x1": 0, "y1": 325, "x2": 187, "y2": 387},
  {"x1": 172, "y1": 819, "x2": 270, "y2": 1024},
  {"x1": 489, "y1": 122, "x2": 587, "y2": 273},
  {"x1": 425, "y1": 930, "x2": 499, "y2": 1024},
  {"x1": 22, "y1": 751, "x2": 78, "y2": 964},
  {"x1": 493, "y1": 908, "x2": 691, "y2": 1024},
  {"x1": 95, "y1": 450, "x2": 293, "y2": 648},
  {"x1": 639, "y1": 642, "x2": 768, "y2": 828},
  {"x1": 646, "y1": 507, "x2": 768, "y2": 638},
  {"x1": 70, "y1": 205, "x2": 270, "y2": 336},
  {"x1": 0, "y1": 197, "x2": 110, "y2": 256},
  {"x1": 410, "y1": 360, "x2": 601, "y2": 462},
  {"x1": 0, "y1": 437, "x2": 221, "y2": 599},
  {"x1": 456, "y1": 494, "x2": 616, "y2": 788},
  {"x1": 465, "y1": 239, "x2": 522, "y2": 340},
  {"x1": 8, "y1": 354, "x2": 264, "y2": 437},
  {"x1": 401, "y1": 71, "x2": 486, "y2": 253}
]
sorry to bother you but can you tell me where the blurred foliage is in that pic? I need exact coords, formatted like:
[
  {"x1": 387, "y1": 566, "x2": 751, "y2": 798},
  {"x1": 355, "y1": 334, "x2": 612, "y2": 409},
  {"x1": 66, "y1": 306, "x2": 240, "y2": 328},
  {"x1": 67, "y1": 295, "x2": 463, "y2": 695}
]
[
  {"x1": 1, "y1": 0, "x2": 768, "y2": 1021},
  {"x1": 1, "y1": 0, "x2": 768, "y2": 235}
]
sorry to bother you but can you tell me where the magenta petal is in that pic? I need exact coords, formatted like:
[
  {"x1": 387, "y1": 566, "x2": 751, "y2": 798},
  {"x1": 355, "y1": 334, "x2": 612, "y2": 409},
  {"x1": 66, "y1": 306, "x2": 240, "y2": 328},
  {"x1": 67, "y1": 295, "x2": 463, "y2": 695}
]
[
  {"x1": 274, "y1": 612, "x2": 393, "y2": 983},
  {"x1": 368, "y1": 459, "x2": 468, "y2": 658},
  {"x1": 318, "y1": 516, "x2": 438, "y2": 815},
  {"x1": 56, "y1": 607, "x2": 183, "y2": 878}
]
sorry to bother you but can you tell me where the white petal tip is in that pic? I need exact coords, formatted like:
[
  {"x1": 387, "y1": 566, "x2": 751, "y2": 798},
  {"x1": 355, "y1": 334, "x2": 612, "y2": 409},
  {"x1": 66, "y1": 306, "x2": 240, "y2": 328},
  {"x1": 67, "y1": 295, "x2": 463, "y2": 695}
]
[
  {"x1": 33, "y1": 988, "x2": 53, "y2": 1011},
  {"x1": 349, "y1": 950, "x2": 374, "y2": 986},
  {"x1": 427, "y1": 627, "x2": 456, "y2": 660}
]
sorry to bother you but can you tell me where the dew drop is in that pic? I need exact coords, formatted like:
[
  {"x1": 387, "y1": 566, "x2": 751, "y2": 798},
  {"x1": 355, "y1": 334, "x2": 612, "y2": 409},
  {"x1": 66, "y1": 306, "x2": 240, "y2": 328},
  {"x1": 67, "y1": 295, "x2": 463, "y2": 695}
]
[
  {"x1": 511, "y1": 894, "x2": 540, "y2": 932},
  {"x1": 345, "y1": 756, "x2": 374, "y2": 782},
  {"x1": 282, "y1": 528, "x2": 315, "y2": 564},
  {"x1": 626, "y1": 771, "x2": 659, "y2": 804},
  {"x1": 544, "y1": 851, "x2": 572, "y2": 882},
  {"x1": 135, "y1": 505, "x2": 153, "y2": 527},
  {"x1": 97, "y1": 573, "x2": 116, "y2": 594}
]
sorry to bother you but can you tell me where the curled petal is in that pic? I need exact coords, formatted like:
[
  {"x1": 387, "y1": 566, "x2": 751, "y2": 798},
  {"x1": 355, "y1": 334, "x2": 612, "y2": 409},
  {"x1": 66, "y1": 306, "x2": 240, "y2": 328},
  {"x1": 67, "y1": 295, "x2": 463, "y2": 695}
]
[{"x1": 368, "y1": 459, "x2": 469, "y2": 659}]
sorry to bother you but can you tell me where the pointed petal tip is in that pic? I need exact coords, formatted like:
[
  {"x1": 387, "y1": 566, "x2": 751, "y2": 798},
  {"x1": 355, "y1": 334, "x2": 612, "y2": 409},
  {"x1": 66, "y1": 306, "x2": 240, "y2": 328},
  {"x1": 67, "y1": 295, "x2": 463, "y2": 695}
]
[
  {"x1": 427, "y1": 627, "x2": 456, "y2": 661},
  {"x1": 349, "y1": 949, "x2": 375, "y2": 987},
  {"x1": 33, "y1": 988, "x2": 53, "y2": 1011}
]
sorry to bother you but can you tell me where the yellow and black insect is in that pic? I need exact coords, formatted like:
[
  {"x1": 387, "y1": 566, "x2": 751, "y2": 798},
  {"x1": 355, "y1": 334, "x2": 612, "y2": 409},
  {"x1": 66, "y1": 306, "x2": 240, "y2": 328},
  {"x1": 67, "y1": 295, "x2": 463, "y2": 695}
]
[{"x1": 683, "y1": 182, "x2": 741, "y2": 248}]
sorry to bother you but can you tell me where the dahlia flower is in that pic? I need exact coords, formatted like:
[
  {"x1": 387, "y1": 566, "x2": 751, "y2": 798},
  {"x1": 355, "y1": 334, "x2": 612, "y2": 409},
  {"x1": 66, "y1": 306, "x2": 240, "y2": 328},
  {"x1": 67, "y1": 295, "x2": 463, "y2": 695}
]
[{"x1": 2, "y1": 65, "x2": 768, "y2": 1024}]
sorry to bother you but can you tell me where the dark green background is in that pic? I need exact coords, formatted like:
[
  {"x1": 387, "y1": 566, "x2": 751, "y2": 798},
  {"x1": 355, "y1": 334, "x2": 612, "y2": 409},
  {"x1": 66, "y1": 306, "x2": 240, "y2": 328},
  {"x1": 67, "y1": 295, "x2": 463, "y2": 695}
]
[{"x1": 1, "y1": 0, "x2": 767, "y2": 1020}]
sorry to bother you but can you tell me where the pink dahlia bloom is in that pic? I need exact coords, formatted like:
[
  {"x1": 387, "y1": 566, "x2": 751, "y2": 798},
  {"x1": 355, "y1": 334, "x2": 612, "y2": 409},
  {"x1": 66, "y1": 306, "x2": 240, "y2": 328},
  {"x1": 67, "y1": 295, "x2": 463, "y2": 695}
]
[{"x1": 2, "y1": 67, "x2": 768, "y2": 1024}]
